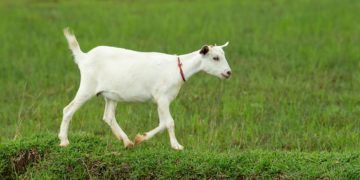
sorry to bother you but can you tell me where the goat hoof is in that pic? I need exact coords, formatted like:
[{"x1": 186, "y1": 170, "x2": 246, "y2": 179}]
[
  {"x1": 171, "y1": 144, "x2": 184, "y2": 150},
  {"x1": 124, "y1": 141, "x2": 135, "y2": 148},
  {"x1": 59, "y1": 140, "x2": 69, "y2": 147},
  {"x1": 134, "y1": 134, "x2": 146, "y2": 145}
]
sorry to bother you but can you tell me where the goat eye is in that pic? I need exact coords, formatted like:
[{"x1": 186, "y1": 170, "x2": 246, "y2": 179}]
[{"x1": 213, "y1": 57, "x2": 219, "y2": 61}]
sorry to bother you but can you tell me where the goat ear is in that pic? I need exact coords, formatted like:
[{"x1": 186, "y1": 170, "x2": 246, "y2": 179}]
[
  {"x1": 220, "y1": 41, "x2": 229, "y2": 48},
  {"x1": 199, "y1": 45, "x2": 209, "y2": 55}
]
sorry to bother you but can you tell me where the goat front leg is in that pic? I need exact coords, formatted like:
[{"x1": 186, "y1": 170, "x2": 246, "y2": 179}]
[
  {"x1": 135, "y1": 98, "x2": 183, "y2": 150},
  {"x1": 160, "y1": 99, "x2": 183, "y2": 150}
]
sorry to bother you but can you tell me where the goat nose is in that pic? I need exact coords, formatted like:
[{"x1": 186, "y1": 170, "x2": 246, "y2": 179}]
[{"x1": 226, "y1": 71, "x2": 232, "y2": 76}]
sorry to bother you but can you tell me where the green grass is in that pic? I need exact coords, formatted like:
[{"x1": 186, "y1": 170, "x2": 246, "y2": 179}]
[
  {"x1": 1, "y1": 133, "x2": 360, "y2": 179},
  {"x1": 0, "y1": 0, "x2": 359, "y2": 178}
]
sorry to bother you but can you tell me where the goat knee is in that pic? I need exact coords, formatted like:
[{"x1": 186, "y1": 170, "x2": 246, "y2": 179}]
[{"x1": 62, "y1": 108, "x2": 73, "y2": 121}]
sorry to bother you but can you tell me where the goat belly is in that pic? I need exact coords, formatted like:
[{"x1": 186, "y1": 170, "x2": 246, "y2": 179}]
[{"x1": 100, "y1": 91, "x2": 152, "y2": 102}]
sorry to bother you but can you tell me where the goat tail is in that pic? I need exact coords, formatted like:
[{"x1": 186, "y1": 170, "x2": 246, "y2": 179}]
[{"x1": 63, "y1": 27, "x2": 84, "y2": 64}]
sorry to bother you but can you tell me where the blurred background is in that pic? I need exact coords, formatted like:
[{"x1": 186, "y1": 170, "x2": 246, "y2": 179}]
[{"x1": 0, "y1": 0, "x2": 359, "y2": 152}]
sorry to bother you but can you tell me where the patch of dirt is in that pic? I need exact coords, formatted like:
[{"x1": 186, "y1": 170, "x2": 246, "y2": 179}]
[
  {"x1": 82, "y1": 158, "x2": 132, "y2": 178},
  {"x1": 11, "y1": 148, "x2": 42, "y2": 174},
  {"x1": 274, "y1": 173, "x2": 291, "y2": 180}
]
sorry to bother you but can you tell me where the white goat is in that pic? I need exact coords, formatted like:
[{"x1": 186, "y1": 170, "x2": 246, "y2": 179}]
[{"x1": 59, "y1": 28, "x2": 232, "y2": 150}]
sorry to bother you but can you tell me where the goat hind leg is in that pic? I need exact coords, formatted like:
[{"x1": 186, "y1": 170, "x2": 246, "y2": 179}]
[
  {"x1": 103, "y1": 98, "x2": 134, "y2": 148},
  {"x1": 58, "y1": 94, "x2": 92, "y2": 147}
]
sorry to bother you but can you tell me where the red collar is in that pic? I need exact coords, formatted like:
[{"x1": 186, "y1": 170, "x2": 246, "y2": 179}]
[{"x1": 177, "y1": 57, "x2": 186, "y2": 82}]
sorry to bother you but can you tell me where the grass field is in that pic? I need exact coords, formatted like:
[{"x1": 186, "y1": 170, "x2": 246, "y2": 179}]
[
  {"x1": 2, "y1": 134, "x2": 360, "y2": 179},
  {"x1": 0, "y1": 0, "x2": 359, "y2": 178}
]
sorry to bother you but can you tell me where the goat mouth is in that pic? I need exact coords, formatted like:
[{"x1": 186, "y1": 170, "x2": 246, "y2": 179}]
[{"x1": 221, "y1": 73, "x2": 230, "y2": 79}]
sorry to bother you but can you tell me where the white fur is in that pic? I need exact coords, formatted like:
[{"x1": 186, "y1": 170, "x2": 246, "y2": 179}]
[{"x1": 59, "y1": 28, "x2": 232, "y2": 150}]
